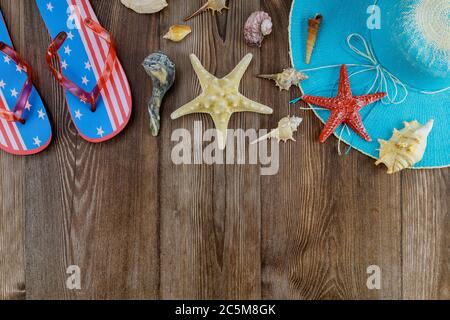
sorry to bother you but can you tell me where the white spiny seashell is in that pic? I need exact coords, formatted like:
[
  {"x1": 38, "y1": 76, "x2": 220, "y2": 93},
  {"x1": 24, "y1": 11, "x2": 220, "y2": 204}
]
[
  {"x1": 185, "y1": 0, "x2": 229, "y2": 21},
  {"x1": 375, "y1": 120, "x2": 434, "y2": 174},
  {"x1": 252, "y1": 116, "x2": 303, "y2": 144},
  {"x1": 258, "y1": 68, "x2": 308, "y2": 91},
  {"x1": 121, "y1": 0, "x2": 168, "y2": 14}
]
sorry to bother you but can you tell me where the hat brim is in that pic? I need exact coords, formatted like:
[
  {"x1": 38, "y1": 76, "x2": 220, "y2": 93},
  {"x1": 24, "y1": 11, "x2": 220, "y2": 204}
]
[{"x1": 289, "y1": 0, "x2": 450, "y2": 168}]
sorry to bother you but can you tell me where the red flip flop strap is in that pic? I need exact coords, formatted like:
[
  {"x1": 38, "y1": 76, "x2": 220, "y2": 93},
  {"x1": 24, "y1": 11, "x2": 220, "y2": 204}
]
[
  {"x1": 0, "y1": 42, "x2": 32, "y2": 124},
  {"x1": 84, "y1": 18, "x2": 117, "y2": 103},
  {"x1": 46, "y1": 18, "x2": 117, "y2": 113}
]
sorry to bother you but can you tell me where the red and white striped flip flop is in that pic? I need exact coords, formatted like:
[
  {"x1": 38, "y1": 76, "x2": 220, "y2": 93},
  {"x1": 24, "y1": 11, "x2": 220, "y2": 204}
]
[
  {"x1": 0, "y1": 9, "x2": 52, "y2": 155},
  {"x1": 37, "y1": 0, "x2": 132, "y2": 142}
]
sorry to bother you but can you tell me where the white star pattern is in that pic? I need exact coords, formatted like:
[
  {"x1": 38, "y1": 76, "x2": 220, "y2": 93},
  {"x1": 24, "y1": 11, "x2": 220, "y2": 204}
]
[
  {"x1": 46, "y1": 2, "x2": 54, "y2": 12},
  {"x1": 67, "y1": 31, "x2": 74, "y2": 40},
  {"x1": 64, "y1": 45, "x2": 72, "y2": 55},
  {"x1": 75, "y1": 109, "x2": 83, "y2": 120},
  {"x1": 0, "y1": 80, "x2": 5, "y2": 89},
  {"x1": 10, "y1": 88, "x2": 18, "y2": 98},
  {"x1": 84, "y1": 61, "x2": 92, "y2": 71},
  {"x1": 80, "y1": 96, "x2": 87, "y2": 104},
  {"x1": 16, "y1": 65, "x2": 23, "y2": 73},
  {"x1": 33, "y1": 136, "x2": 42, "y2": 147},
  {"x1": 3, "y1": 56, "x2": 11, "y2": 64},
  {"x1": 96, "y1": 127, "x2": 105, "y2": 137},
  {"x1": 38, "y1": 109, "x2": 46, "y2": 120},
  {"x1": 61, "y1": 60, "x2": 68, "y2": 69},
  {"x1": 82, "y1": 75, "x2": 89, "y2": 86},
  {"x1": 25, "y1": 101, "x2": 32, "y2": 111}
]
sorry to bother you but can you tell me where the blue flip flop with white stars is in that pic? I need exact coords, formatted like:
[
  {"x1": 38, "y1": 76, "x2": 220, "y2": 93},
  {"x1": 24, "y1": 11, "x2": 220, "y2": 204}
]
[
  {"x1": 0, "y1": 9, "x2": 52, "y2": 155},
  {"x1": 37, "y1": 0, "x2": 132, "y2": 143}
]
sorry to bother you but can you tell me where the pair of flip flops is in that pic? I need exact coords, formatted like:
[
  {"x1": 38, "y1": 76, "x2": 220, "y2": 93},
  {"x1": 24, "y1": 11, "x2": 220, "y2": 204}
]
[{"x1": 0, "y1": 0, "x2": 132, "y2": 156}]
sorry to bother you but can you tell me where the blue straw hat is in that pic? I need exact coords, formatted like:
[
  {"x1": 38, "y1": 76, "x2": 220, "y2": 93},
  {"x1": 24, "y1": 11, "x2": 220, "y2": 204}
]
[{"x1": 289, "y1": 0, "x2": 449, "y2": 168}]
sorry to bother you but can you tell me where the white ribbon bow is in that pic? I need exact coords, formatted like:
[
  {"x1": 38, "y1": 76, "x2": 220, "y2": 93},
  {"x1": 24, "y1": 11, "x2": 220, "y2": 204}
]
[{"x1": 299, "y1": 33, "x2": 450, "y2": 105}]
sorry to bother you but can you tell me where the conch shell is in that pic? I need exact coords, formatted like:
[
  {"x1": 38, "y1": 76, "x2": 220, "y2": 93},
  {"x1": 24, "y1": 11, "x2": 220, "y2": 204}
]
[
  {"x1": 306, "y1": 14, "x2": 322, "y2": 64},
  {"x1": 142, "y1": 52, "x2": 176, "y2": 136},
  {"x1": 244, "y1": 11, "x2": 273, "y2": 47},
  {"x1": 185, "y1": 0, "x2": 229, "y2": 21},
  {"x1": 252, "y1": 116, "x2": 303, "y2": 144},
  {"x1": 376, "y1": 120, "x2": 434, "y2": 174},
  {"x1": 120, "y1": 0, "x2": 168, "y2": 14},
  {"x1": 258, "y1": 68, "x2": 308, "y2": 91},
  {"x1": 163, "y1": 25, "x2": 192, "y2": 42}
]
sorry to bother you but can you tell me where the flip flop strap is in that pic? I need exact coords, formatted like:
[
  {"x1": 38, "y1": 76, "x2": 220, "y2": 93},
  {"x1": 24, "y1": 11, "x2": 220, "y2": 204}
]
[
  {"x1": 46, "y1": 18, "x2": 117, "y2": 113},
  {"x1": 0, "y1": 42, "x2": 32, "y2": 124}
]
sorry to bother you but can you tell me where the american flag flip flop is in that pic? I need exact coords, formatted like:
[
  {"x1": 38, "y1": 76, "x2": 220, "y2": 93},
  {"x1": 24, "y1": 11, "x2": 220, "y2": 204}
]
[
  {"x1": 37, "y1": 0, "x2": 132, "y2": 143},
  {"x1": 0, "y1": 10, "x2": 52, "y2": 155}
]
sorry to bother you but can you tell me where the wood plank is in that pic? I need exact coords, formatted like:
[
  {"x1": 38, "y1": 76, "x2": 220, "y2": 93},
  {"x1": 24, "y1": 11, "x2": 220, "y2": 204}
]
[
  {"x1": 24, "y1": 0, "x2": 160, "y2": 299},
  {"x1": 260, "y1": 0, "x2": 402, "y2": 299},
  {"x1": 0, "y1": 0, "x2": 26, "y2": 300},
  {"x1": 402, "y1": 169, "x2": 450, "y2": 299},
  {"x1": 159, "y1": 0, "x2": 263, "y2": 299}
]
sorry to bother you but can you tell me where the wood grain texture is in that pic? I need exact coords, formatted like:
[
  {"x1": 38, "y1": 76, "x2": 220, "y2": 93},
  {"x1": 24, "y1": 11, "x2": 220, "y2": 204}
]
[
  {"x1": 0, "y1": 0, "x2": 26, "y2": 300},
  {"x1": 402, "y1": 170, "x2": 450, "y2": 299},
  {"x1": 21, "y1": 0, "x2": 160, "y2": 299},
  {"x1": 0, "y1": 0, "x2": 448, "y2": 300}
]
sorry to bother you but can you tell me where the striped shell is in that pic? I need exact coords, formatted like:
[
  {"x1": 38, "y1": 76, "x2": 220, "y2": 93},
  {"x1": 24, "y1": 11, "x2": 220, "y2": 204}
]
[{"x1": 375, "y1": 120, "x2": 434, "y2": 174}]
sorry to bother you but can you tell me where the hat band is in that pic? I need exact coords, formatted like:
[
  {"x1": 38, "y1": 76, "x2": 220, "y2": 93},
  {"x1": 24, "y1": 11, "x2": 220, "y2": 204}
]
[{"x1": 295, "y1": 33, "x2": 450, "y2": 105}]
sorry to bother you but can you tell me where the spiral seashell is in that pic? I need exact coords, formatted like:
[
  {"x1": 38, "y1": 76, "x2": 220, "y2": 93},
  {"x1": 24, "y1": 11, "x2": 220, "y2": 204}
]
[
  {"x1": 252, "y1": 116, "x2": 303, "y2": 144},
  {"x1": 184, "y1": 0, "x2": 229, "y2": 21},
  {"x1": 375, "y1": 120, "x2": 434, "y2": 174},
  {"x1": 244, "y1": 11, "x2": 273, "y2": 47},
  {"x1": 258, "y1": 68, "x2": 308, "y2": 91},
  {"x1": 306, "y1": 14, "x2": 322, "y2": 64}
]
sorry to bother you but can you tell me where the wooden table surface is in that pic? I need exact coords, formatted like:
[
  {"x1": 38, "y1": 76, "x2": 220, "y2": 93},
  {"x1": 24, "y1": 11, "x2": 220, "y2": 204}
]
[{"x1": 0, "y1": 0, "x2": 448, "y2": 300}]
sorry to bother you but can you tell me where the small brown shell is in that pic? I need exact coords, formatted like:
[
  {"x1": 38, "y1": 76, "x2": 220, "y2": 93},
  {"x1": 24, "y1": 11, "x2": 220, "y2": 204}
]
[
  {"x1": 306, "y1": 14, "x2": 323, "y2": 64},
  {"x1": 163, "y1": 25, "x2": 192, "y2": 42}
]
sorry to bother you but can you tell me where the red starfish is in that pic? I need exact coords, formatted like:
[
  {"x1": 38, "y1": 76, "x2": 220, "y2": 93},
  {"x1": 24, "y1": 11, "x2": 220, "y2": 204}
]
[{"x1": 302, "y1": 64, "x2": 386, "y2": 143}]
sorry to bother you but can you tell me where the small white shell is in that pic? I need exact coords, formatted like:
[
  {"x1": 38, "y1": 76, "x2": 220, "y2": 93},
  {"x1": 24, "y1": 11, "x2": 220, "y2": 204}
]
[
  {"x1": 258, "y1": 68, "x2": 308, "y2": 91},
  {"x1": 185, "y1": 0, "x2": 229, "y2": 21},
  {"x1": 252, "y1": 116, "x2": 303, "y2": 144},
  {"x1": 120, "y1": 0, "x2": 168, "y2": 14}
]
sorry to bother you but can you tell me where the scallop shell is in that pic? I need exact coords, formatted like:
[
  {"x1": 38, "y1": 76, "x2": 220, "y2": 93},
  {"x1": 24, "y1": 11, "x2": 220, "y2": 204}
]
[
  {"x1": 185, "y1": 0, "x2": 229, "y2": 21},
  {"x1": 120, "y1": 0, "x2": 168, "y2": 14},
  {"x1": 258, "y1": 68, "x2": 308, "y2": 91},
  {"x1": 244, "y1": 11, "x2": 273, "y2": 47},
  {"x1": 375, "y1": 120, "x2": 434, "y2": 174},
  {"x1": 163, "y1": 25, "x2": 192, "y2": 42},
  {"x1": 252, "y1": 116, "x2": 303, "y2": 144},
  {"x1": 306, "y1": 14, "x2": 322, "y2": 64}
]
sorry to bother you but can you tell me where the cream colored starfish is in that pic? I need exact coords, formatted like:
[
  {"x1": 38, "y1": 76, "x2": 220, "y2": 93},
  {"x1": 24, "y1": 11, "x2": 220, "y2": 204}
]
[{"x1": 171, "y1": 53, "x2": 273, "y2": 150}]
